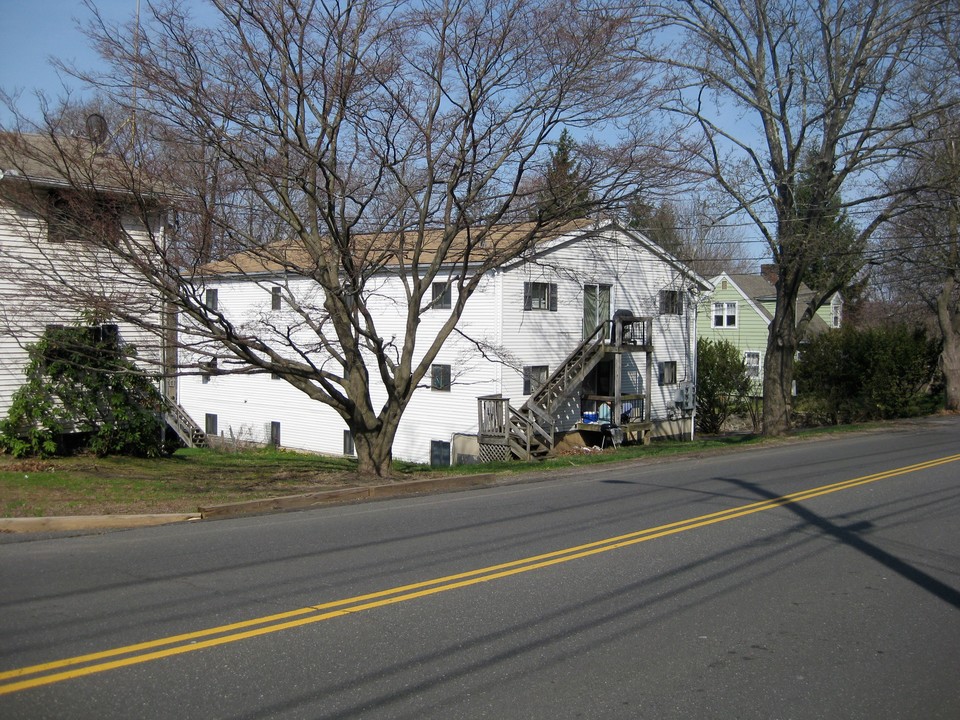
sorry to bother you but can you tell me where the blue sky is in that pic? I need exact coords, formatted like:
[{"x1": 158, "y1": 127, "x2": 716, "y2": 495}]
[{"x1": 0, "y1": 0, "x2": 142, "y2": 124}]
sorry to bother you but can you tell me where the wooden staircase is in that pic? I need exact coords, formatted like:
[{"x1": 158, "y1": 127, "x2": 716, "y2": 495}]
[
  {"x1": 478, "y1": 323, "x2": 611, "y2": 461},
  {"x1": 162, "y1": 397, "x2": 207, "y2": 448}
]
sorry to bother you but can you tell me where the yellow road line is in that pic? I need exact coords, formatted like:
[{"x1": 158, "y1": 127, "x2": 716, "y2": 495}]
[{"x1": 2, "y1": 452, "x2": 957, "y2": 696}]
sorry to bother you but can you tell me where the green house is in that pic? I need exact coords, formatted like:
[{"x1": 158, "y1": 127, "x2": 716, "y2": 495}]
[{"x1": 697, "y1": 268, "x2": 842, "y2": 390}]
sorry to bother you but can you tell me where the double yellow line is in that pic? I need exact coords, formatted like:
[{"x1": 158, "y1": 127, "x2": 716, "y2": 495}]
[{"x1": 2, "y1": 452, "x2": 958, "y2": 696}]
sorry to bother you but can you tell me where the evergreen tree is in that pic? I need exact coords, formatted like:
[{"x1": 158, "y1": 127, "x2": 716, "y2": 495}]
[{"x1": 536, "y1": 130, "x2": 592, "y2": 221}]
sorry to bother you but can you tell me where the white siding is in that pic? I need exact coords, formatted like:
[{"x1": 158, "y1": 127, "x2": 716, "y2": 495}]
[
  {"x1": 0, "y1": 204, "x2": 165, "y2": 417},
  {"x1": 499, "y1": 230, "x2": 697, "y2": 428},
  {"x1": 178, "y1": 272, "x2": 504, "y2": 462}
]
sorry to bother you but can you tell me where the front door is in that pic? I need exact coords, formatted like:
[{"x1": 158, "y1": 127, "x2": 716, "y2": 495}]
[{"x1": 583, "y1": 284, "x2": 611, "y2": 339}]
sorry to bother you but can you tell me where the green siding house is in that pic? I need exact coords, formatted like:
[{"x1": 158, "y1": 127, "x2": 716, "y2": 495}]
[{"x1": 697, "y1": 267, "x2": 842, "y2": 390}]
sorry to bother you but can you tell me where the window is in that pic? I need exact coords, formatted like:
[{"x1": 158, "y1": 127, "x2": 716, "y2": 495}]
[
  {"x1": 658, "y1": 361, "x2": 678, "y2": 386},
  {"x1": 271, "y1": 286, "x2": 282, "y2": 310},
  {"x1": 523, "y1": 365, "x2": 549, "y2": 395},
  {"x1": 205, "y1": 289, "x2": 219, "y2": 311},
  {"x1": 523, "y1": 282, "x2": 558, "y2": 311},
  {"x1": 712, "y1": 301, "x2": 737, "y2": 328},
  {"x1": 431, "y1": 364, "x2": 451, "y2": 391},
  {"x1": 832, "y1": 303, "x2": 842, "y2": 328},
  {"x1": 431, "y1": 440, "x2": 451, "y2": 467},
  {"x1": 431, "y1": 282, "x2": 452, "y2": 309},
  {"x1": 199, "y1": 357, "x2": 217, "y2": 384},
  {"x1": 744, "y1": 351, "x2": 760, "y2": 379},
  {"x1": 583, "y1": 284, "x2": 611, "y2": 336},
  {"x1": 205, "y1": 413, "x2": 218, "y2": 436},
  {"x1": 659, "y1": 289, "x2": 684, "y2": 315},
  {"x1": 46, "y1": 190, "x2": 121, "y2": 245},
  {"x1": 268, "y1": 421, "x2": 281, "y2": 448},
  {"x1": 343, "y1": 430, "x2": 355, "y2": 456}
]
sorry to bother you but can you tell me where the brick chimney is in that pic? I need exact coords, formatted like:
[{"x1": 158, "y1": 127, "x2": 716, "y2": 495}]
[{"x1": 760, "y1": 264, "x2": 779, "y2": 285}]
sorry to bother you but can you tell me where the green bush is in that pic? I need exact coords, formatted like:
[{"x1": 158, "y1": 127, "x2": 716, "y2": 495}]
[
  {"x1": 696, "y1": 338, "x2": 752, "y2": 434},
  {"x1": 0, "y1": 325, "x2": 167, "y2": 458},
  {"x1": 796, "y1": 324, "x2": 940, "y2": 424}
]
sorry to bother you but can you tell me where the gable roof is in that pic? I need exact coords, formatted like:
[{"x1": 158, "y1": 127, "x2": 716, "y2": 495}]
[
  {"x1": 0, "y1": 132, "x2": 131, "y2": 193},
  {"x1": 712, "y1": 271, "x2": 836, "y2": 334},
  {"x1": 200, "y1": 218, "x2": 593, "y2": 276},
  {"x1": 201, "y1": 218, "x2": 713, "y2": 291},
  {"x1": 504, "y1": 219, "x2": 712, "y2": 291}
]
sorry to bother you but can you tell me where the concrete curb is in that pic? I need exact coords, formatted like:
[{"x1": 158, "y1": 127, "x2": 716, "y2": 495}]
[
  {"x1": 0, "y1": 474, "x2": 501, "y2": 532},
  {"x1": 0, "y1": 513, "x2": 202, "y2": 533},
  {"x1": 198, "y1": 473, "x2": 500, "y2": 520}
]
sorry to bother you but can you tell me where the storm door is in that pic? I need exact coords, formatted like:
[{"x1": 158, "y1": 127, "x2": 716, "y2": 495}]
[{"x1": 583, "y1": 284, "x2": 611, "y2": 339}]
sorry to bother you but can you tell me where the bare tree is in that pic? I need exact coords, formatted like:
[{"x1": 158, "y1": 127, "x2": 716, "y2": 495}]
[
  {"x1": 643, "y1": 0, "x2": 949, "y2": 434},
  {"x1": 625, "y1": 194, "x2": 751, "y2": 277},
  {"x1": 2, "y1": 0, "x2": 678, "y2": 477},
  {"x1": 880, "y1": 112, "x2": 960, "y2": 409}
]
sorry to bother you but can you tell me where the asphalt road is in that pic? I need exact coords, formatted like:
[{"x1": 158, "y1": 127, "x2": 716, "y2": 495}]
[{"x1": 2, "y1": 417, "x2": 959, "y2": 719}]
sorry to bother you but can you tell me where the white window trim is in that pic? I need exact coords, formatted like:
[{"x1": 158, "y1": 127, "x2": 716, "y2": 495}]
[{"x1": 712, "y1": 301, "x2": 738, "y2": 328}]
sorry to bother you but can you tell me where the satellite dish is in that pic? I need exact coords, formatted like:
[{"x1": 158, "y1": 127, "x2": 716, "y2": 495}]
[{"x1": 85, "y1": 113, "x2": 109, "y2": 146}]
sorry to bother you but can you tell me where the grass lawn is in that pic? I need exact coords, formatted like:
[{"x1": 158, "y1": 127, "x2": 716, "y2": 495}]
[
  {"x1": 0, "y1": 448, "x2": 395, "y2": 518},
  {"x1": 0, "y1": 430, "x2": 841, "y2": 518}
]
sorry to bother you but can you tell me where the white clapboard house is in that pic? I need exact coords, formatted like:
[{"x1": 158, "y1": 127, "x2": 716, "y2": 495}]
[
  {"x1": 178, "y1": 220, "x2": 711, "y2": 465},
  {"x1": 0, "y1": 132, "x2": 203, "y2": 446}
]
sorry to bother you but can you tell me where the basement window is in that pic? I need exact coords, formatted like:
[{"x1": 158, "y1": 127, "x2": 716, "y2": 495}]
[{"x1": 431, "y1": 440, "x2": 451, "y2": 467}]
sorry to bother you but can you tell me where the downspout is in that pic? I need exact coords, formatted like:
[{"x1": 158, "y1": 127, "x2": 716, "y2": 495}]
[
  {"x1": 688, "y1": 287, "x2": 699, "y2": 441},
  {"x1": 495, "y1": 267, "x2": 503, "y2": 395}
]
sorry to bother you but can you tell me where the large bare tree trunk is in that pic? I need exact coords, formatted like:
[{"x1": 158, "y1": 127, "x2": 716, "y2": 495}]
[
  {"x1": 353, "y1": 429, "x2": 395, "y2": 479},
  {"x1": 762, "y1": 279, "x2": 799, "y2": 436}
]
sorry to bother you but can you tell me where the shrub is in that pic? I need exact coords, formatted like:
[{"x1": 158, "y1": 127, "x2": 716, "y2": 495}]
[
  {"x1": 795, "y1": 324, "x2": 939, "y2": 424},
  {"x1": 0, "y1": 324, "x2": 167, "y2": 458},
  {"x1": 696, "y1": 337, "x2": 752, "y2": 434}
]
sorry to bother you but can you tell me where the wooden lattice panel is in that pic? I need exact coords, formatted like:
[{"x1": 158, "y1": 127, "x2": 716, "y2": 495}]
[{"x1": 478, "y1": 443, "x2": 508, "y2": 463}]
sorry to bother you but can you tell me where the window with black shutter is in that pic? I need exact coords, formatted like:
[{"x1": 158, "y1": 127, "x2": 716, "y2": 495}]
[{"x1": 523, "y1": 282, "x2": 558, "y2": 311}]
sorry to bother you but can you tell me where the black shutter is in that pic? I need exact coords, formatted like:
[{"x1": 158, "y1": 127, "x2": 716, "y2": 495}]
[
  {"x1": 549, "y1": 283, "x2": 558, "y2": 311},
  {"x1": 523, "y1": 367, "x2": 531, "y2": 395},
  {"x1": 657, "y1": 362, "x2": 664, "y2": 386},
  {"x1": 523, "y1": 282, "x2": 532, "y2": 311}
]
